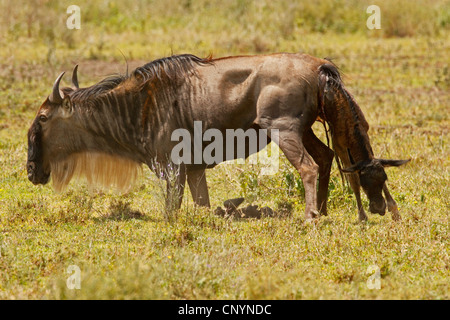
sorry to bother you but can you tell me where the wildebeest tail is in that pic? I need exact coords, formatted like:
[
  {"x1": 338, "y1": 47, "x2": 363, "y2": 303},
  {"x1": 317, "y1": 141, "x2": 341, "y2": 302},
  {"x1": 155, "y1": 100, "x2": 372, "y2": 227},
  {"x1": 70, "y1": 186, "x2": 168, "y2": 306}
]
[{"x1": 318, "y1": 62, "x2": 343, "y2": 96}]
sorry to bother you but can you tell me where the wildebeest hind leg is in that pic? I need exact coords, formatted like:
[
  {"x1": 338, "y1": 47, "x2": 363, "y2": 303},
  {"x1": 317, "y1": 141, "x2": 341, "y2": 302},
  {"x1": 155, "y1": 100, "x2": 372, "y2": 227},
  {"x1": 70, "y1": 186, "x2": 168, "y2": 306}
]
[
  {"x1": 187, "y1": 169, "x2": 210, "y2": 207},
  {"x1": 276, "y1": 129, "x2": 319, "y2": 221},
  {"x1": 303, "y1": 128, "x2": 334, "y2": 216}
]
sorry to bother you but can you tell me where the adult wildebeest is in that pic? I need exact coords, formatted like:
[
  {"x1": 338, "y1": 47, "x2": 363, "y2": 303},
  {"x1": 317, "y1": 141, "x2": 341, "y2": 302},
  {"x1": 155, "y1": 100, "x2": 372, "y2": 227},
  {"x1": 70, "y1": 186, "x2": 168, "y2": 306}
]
[{"x1": 27, "y1": 53, "x2": 409, "y2": 221}]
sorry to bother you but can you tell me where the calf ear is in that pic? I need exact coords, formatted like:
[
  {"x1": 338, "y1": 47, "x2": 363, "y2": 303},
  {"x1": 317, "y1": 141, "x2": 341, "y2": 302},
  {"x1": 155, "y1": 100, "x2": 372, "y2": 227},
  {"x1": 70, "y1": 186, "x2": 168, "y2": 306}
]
[
  {"x1": 379, "y1": 159, "x2": 411, "y2": 167},
  {"x1": 341, "y1": 161, "x2": 366, "y2": 173}
]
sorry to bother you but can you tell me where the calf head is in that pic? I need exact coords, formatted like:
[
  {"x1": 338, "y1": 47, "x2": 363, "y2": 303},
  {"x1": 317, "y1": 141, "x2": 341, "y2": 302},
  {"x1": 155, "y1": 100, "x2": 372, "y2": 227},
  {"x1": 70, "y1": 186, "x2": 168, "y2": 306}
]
[{"x1": 342, "y1": 158, "x2": 410, "y2": 214}]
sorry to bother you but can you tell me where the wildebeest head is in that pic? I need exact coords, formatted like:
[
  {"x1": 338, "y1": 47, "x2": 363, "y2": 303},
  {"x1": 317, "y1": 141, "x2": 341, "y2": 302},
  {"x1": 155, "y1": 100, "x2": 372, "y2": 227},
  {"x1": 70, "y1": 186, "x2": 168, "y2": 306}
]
[
  {"x1": 27, "y1": 71, "x2": 77, "y2": 186},
  {"x1": 342, "y1": 157, "x2": 410, "y2": 214},
  {"x1": 27, "y1": 66, "x2": 142, "y2": 192}
]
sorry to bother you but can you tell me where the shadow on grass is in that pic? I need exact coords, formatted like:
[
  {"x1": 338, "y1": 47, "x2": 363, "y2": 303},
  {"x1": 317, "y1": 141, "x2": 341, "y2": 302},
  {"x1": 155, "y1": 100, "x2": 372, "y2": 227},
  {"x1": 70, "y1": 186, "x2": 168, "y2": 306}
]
[{"x1": 94, "y1": 199, "x2": 161, "y2": 222}]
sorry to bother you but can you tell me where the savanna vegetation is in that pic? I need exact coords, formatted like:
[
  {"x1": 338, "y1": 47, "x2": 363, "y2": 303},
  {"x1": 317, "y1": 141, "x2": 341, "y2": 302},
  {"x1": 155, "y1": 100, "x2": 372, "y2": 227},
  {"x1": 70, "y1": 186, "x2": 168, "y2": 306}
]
[{"x1": 0, "y1": 0, "x2": 448, "y2": 299}]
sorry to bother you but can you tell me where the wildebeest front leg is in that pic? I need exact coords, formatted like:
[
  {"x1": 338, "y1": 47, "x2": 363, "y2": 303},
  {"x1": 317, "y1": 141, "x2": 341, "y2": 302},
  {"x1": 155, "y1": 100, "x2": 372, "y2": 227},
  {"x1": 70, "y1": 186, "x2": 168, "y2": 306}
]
[
  {"x1": 347, "y1": 173, "x2": 368, "y2": 221},
  {"x1": 303, "y1": 128, "x2": 334, "y2": 216},
  {"x1": 383, "y1": 183, "x2": 401, "y2": 221},
  {"x1": 277, "y1": 130, "x2": 319, "y2": 221},
  {"x1": 165, "y1": 164, "x2": 186, "y2": 212},
  {"x1": 187, "y1": 168, "x2": 210, "y2": 207}
]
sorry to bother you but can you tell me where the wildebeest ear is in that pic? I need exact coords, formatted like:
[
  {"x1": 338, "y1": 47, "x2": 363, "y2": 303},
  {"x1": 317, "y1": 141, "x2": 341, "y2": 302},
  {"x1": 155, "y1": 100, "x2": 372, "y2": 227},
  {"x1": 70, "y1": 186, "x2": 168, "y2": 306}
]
[
  {"x1": 378, "y1": 159, "x2": 411, "y2": 167},
  {"x1": 60, "y1": 97, "x2": 73, "y2": 118},
  {"x1": 341, "y1": 161, "x2": 366, "y2": 173}
]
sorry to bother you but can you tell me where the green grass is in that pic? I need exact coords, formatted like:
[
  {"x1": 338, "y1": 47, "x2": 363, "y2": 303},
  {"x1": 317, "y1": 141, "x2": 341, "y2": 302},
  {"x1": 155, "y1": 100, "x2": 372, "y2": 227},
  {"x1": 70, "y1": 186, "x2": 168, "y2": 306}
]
[{"x1": 0, "y1": 0, "x2": 449, "y2": 299}]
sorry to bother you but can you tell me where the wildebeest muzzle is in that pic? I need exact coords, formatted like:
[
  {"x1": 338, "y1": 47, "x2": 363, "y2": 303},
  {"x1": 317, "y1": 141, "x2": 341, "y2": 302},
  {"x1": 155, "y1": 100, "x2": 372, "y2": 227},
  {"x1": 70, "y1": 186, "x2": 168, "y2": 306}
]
[{"x1": 27, "y1": 121, "x2": 50, "y2": 185}]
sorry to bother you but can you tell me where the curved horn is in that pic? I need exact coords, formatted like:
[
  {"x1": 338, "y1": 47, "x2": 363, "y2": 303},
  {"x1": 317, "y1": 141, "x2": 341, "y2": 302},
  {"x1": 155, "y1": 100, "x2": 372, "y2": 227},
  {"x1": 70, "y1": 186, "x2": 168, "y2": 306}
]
[
  {"x1": 72, "y1": 65, "x2": 79, "y2": 89},
  {"x1": 49, "y1": 72, "x2": 65, "y2": 104}
]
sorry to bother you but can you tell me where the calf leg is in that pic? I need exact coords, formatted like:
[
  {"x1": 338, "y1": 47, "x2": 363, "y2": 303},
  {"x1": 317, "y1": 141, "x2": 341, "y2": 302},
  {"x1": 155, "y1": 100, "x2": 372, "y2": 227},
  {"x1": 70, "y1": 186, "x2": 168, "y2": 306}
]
[
  {"x1": 347, "y1": 173, "x2": 368, "y2": 222},
  {"x1": 303, "y1": 128, "x2": 335, "y2": 216},
  {"x1": 383, "y1": 183, "x2": 401, "y2": 221},
  {"x1": 187, "y1": 169, "x2": 210, "y2": 207}
]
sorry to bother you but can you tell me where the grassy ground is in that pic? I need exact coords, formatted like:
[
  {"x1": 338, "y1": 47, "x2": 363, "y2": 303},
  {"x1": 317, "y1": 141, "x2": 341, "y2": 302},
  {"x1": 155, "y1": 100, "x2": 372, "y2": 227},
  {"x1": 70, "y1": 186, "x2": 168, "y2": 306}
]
[{"x1": 0, "y1": 0, "x2": 449, "y2": 299}]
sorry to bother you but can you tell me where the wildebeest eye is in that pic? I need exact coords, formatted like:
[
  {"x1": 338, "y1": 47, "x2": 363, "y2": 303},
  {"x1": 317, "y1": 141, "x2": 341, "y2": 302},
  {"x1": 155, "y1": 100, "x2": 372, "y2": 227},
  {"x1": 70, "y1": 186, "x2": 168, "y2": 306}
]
[{"x1": 39, "y1": 115, "x2": 48, "y2": 122}]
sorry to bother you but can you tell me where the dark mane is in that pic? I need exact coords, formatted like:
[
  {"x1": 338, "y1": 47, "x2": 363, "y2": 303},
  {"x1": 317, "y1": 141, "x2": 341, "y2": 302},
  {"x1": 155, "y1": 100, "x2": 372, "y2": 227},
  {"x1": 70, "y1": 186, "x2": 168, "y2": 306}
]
[
  {"x1": 70, "y1": 75, "x2": 126, "y2": 102},
  {"x1": 133, "y1": 54, "x2": 212, "y2": 83},
  {"x1": 70, "y1": 54, "x2": 212, "y2": 102}
]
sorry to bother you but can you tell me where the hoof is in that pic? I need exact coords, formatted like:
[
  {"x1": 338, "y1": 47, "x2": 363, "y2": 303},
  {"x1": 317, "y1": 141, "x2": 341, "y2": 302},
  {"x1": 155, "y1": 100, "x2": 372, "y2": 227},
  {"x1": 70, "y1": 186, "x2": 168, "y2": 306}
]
[
  {"x1": 358, "y1": 215, "x2": 369, "y2": 222},
  {"x1": 305, "y1": 216, "x2": 319, "y2": 224},
  {"x1": 305, "y1": 210, "x2": 319, "y2": 221},
  {"x1": 390, "y1": 207, "x2": 402, "y2": 221}
]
